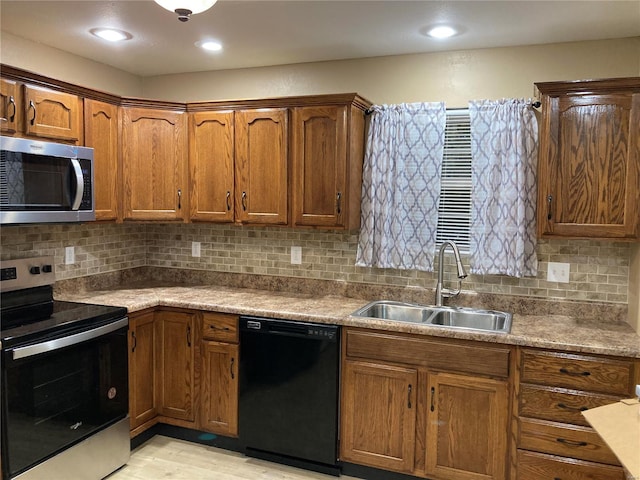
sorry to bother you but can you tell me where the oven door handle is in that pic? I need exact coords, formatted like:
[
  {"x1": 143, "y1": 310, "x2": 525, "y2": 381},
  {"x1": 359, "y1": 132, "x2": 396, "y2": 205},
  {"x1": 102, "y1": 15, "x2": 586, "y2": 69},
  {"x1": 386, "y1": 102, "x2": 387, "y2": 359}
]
[{"x1": 11, "y1": 317, "x2": 128, "y2": 360}]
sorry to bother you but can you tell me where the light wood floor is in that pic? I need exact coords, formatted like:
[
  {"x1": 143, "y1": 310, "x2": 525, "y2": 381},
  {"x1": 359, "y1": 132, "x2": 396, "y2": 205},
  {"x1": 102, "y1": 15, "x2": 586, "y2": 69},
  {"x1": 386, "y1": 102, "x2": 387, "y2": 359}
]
[{"x1": 107, "y1": 435, "x2": 364, "y2": 480}]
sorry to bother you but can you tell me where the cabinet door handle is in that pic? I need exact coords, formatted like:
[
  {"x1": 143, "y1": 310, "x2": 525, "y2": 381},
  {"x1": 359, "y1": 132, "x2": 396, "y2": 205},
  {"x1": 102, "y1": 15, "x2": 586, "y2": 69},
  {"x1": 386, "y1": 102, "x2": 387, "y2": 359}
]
[
  {"x1": 8, "y1": 95, "x2": 16, "y2": 122},
  {"x1": 559, "y1": 368, "x2": 590, "y2": 377},
  {"x1": 557, "y1": 403, "x2": 588, "y2": 412},
  {"x1": 226, "y1": 191, "x2": 231, "y2": 211},
  {"x1": 407, "y1": 384, "x2": 412, "y2": 409},
  {"x1": 186, "y1": 324, "x2": 191, "y2": 347},
  {"x1": 547, "y1": 195, "x2": 553, "y2": 220},
  {"x1": 230, "y1": 357, "x2": 235, "y2": 380},
  {"x1": 131, "y1": 331, "x2": 137, "y2": 352},
  {"x1": 336, "y1": 192, "x2": 342, "y2": 214},
  {"x1": 28, "y1": 100, "x2": 36, "y2": 125},
  {"x1": 430, "y1": 386, "x2": 435, "y2": 412},
  {"x1": 556, "y1": 438, "x2": 588, "y2": 447},
  {"x1": 241, "y1": 191, "x2": 247, "y2": 211},
  {"x1": 177, "y1": 189, "x2": 182, "y2": 210}
]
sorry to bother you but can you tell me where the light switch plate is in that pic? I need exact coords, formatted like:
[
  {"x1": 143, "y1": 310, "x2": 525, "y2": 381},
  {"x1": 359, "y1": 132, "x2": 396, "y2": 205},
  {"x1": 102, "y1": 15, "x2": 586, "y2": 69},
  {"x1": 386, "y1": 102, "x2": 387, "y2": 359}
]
[
  {"x1": 547, "y1": 262, "x2": 570, "y2": 283},
  {"x1": 192, "y1": 241, "x2": 201, "y2": 257},
  {"x1": 291, "y1": 246, "x2": 302, "y2": 265},
  {"x1": 65, "y1": 246, "x2": 75, "y2": 265}
]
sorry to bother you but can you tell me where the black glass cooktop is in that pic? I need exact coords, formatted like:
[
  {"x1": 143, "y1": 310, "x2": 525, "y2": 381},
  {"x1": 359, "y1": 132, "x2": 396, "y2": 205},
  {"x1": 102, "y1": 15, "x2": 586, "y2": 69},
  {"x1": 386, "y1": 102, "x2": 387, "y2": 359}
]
[{"x1": 1, "y1": 300, "x2": 127, "y2": 350}]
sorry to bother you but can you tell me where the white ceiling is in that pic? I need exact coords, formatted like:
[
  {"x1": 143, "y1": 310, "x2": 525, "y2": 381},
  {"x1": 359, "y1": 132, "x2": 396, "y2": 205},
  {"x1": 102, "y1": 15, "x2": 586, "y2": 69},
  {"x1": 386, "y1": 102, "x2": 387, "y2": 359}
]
[{"x1": 1, "y1": 0, "x2": 639, "y2": 77}]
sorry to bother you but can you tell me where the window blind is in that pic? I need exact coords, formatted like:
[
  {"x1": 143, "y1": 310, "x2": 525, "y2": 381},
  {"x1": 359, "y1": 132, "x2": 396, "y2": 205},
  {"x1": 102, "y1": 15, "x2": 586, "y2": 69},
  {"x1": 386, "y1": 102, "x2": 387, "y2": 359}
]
[{"x1": 436, "y1": 109, "x2": 472, "y2": 253}]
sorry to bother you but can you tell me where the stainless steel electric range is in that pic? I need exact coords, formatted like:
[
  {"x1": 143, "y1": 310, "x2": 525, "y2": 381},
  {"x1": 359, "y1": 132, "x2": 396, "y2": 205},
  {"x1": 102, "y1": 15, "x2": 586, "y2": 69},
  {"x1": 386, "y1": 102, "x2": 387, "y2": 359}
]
[{"x1": 0, "y1": 256, "x2": 130, "y2": 480}]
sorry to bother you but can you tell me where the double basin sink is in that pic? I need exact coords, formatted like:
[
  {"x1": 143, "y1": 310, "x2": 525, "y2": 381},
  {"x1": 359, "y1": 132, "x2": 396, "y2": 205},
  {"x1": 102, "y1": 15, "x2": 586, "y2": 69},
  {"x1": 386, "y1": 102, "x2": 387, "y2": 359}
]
[{"x1": 351, "y1": 300, "x2": 512, "y2": 334}]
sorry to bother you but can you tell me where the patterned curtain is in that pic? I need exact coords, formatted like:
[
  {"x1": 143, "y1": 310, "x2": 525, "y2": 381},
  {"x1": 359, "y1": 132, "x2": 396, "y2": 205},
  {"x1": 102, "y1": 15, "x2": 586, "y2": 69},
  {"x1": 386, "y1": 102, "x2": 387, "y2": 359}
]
[
  {"x1": 356, "y1": 102, "x2": 447, "y2": 272},
  {"x1": 469, "y1": 99, "x2": 538, "y2": 277}
]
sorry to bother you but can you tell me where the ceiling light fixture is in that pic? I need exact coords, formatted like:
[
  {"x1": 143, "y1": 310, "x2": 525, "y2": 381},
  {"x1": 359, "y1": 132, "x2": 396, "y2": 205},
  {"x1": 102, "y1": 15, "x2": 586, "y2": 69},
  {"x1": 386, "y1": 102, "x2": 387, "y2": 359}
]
[
  {"x1": 196, "y1": 40, "x2": 223, "y2": 52},
  {"x1": 154, "y1": 0, "x2": 218, "y2": 22},
  {"x1": 90, "y1": 28, "x2": 132, "y2": 42},
  {"x1": 426, "y1": 25, "x2": 458, "y2": 39}
]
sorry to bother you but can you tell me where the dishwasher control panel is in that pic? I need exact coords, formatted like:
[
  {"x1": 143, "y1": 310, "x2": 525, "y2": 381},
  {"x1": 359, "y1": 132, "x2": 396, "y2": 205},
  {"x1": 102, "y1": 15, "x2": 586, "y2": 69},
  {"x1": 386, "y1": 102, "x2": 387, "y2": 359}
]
[{"x1": 240, "y1": 316, "x2": 339, "y2": 341}]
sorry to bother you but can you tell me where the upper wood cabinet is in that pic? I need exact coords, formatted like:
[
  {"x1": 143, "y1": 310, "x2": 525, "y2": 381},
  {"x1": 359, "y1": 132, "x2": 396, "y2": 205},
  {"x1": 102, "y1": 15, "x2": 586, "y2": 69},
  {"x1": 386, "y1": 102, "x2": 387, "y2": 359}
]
[
  {"x1": 235, "y1": 108, "x2": 289, "y2": 225},
  {"x1": 121, "y1": 106, "x2": 187, "y2": 221},
  {"x1": 189, "y1": 111, "x2": 235, "y2": 222},
  {"x1": 291, "y1": 104, "x2": 365, "y2": 229},
  {"x1": 0, "y1": 78, "x2": 18, "y2": 134},
  {"x1": 23, "y1": 85, "x2": 82, "y2": 142},
  {"x1": 536, "y1": 78, "x2": 640, "y2": 239},
  {"x1": 84, "y1": 99, "x2": 119, "y2": 221}
]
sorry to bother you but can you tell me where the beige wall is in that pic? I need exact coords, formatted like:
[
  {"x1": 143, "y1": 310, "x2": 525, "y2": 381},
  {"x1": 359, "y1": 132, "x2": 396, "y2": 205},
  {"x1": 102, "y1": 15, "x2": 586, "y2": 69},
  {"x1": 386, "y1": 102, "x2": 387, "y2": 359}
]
[
  {"x1": 630, "y1": 245, "x2": 640, "y2": 332},
  {"x1": 0, "y1": 31, "x2": 143, "y2": 97},
  {"x1": 142, "y1": 38, "x2": 640, "y2": 106}
]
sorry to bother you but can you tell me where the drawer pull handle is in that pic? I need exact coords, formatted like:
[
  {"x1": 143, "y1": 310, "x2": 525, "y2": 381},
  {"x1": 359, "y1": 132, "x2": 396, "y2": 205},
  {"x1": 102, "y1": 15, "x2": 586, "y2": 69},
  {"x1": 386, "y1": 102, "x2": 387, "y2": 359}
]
[
  {"x1": 407, "y1": 384, "x2": 412, "y2": 409},
  {"x1": 230, "y1": 357, "x2": 235, "y2": 380},
  {"x1": 210, "y1": 325, "x2": 231, "y2": 331},
  {"x1": 28, "y1": 100, "x2": 36, "y2": 125},
  {"x1": 556, "y1": 438, "x2": 588, "y2": 447},
  {"x1": 8, "y1": 95, "x2": 16, "y2": 122},
  {"x1": 559, "y1": 368, "x2": 590, "y2": 377},
  {"x1": 131, "y1": 331, "x2": 137, "y2": 352},
  {"x1": 557, "y1": 403, "x2": 588, "y2": 412}
]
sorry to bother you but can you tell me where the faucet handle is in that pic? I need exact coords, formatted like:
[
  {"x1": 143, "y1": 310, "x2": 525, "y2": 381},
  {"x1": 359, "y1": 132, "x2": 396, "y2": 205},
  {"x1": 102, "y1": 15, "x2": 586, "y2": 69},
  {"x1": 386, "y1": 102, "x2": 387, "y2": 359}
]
[{"x1": 441, "y1": 279, "x2": 464, "y2": 299}]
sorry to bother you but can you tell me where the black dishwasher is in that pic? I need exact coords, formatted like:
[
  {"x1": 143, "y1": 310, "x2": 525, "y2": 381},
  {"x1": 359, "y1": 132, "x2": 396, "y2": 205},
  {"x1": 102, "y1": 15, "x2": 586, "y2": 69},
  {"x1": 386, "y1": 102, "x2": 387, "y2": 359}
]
[{"x1": 239, "y1": 316, "x2": 340, "y2": 475}]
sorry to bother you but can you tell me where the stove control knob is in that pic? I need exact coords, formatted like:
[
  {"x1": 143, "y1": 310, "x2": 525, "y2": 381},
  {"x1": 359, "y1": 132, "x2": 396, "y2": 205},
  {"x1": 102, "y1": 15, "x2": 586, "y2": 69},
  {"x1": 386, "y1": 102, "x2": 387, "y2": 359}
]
[
  {"x1": 29, "y1": 266, "x2": 41, "y2": 275},
  {"x1": 42, "y1": 265, "x2": 53, "y2": 273}
]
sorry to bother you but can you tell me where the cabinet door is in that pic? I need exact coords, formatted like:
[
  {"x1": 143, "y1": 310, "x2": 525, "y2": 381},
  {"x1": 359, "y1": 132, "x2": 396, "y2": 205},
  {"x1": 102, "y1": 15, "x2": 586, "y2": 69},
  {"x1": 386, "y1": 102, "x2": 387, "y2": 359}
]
[
  {"x1": 538, "y1": 92, "x2": 640, "y2": 238},
  {"x1": 23, "y1": 85, "x2": 81, "y2": 142},
  {"x1": 291, "y1": 105, "x2": 347, "y2": 227},
  {"x1": 201, "y1": 341, "x2": 239, "y2": 436},
  {"x1": 0, "y1": 78, "x2": 18, "y2": 134},
  {"x1": 121, "y1": 107, "x2": 187, "y2": 221},
  {"x1": 235, "y1": 108, "x2": 288, "y2": 224},
  {"x1": 189, "y1": 111, "x2": 235, "y2": 222},
  {"x1": 426, "y1": 372, "x2": 509, "y2": 480},
  {"x1": 84, "y1": 99, "x2": 119, "y2": 221},
  {"x1": 129, "y1": 311, "x2": 157, "y2": 430},
  {"x1": 340, "y1": 360, "x2": 417, "y2": 474},
  {"x1": 155, "y1": 310, "x2": 196, "y2": 421}
]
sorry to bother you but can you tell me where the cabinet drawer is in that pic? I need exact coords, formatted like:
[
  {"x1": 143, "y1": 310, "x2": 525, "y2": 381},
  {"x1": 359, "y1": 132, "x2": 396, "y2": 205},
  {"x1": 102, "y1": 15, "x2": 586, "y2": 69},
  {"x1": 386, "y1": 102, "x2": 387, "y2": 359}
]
[
  {"x1": 345, "y1": 329, "x2": 510, "y2": 378},
  {"x1": 516, "y1": 450, "x2": 625, "y2": 480},
  {"x1": 520, "y1": 384, "x2": 621, "y2": 426},
  {"x1": 521, "y1": 350, "x2": 633, "y2": 395},
  {"x1": 519, "y1": 418, "x2": 620, "y2": 466},
  {"x1": 202, "y1": 312, "x2": 238, "y2": 343}
]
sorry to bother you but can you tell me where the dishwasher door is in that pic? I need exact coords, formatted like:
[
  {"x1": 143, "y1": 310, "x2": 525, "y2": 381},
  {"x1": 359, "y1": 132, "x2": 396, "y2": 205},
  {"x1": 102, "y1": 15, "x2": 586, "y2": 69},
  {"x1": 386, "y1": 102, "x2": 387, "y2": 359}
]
[{"x1": 239, "y1": 316, "x2": 340, "y2": 472}]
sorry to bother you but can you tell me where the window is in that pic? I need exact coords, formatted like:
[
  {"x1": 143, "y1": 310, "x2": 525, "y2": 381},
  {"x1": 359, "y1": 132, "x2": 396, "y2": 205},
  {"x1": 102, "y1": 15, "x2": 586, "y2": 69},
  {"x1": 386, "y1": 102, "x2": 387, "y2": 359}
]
[{"x1": 436, "y1": 109, "x2": 472, "y2": 253}]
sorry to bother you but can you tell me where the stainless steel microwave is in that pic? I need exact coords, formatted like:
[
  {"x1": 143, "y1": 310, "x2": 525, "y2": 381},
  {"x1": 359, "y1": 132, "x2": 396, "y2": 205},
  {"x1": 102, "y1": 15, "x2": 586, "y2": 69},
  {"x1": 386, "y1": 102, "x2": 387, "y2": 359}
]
[{"x1": 0, "y1": 136, "x2": 95, "y2": 224}]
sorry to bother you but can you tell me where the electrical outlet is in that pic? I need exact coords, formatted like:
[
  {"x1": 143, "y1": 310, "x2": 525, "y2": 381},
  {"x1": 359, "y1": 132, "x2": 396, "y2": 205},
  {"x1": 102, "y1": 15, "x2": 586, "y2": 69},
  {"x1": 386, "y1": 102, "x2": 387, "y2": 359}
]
[
  {"x1": 65, "y1": 246, "x2": 75, "y2": 265},
  {"x1": 192, "y1": 241, "x2": 201, "y2": 257},
  {"x1": 291, "y1": 246, "x2": 302, "y2": 265},
  {"x1": 547, "y1": 262, "x2": 570, "y2": 283}
]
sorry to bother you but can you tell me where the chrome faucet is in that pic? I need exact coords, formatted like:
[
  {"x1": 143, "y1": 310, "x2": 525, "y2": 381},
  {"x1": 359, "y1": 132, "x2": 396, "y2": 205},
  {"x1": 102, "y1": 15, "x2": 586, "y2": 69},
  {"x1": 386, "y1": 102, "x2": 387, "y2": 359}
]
[{"x1": 435, "y1": 240, "x2": 468, "y2": 306}]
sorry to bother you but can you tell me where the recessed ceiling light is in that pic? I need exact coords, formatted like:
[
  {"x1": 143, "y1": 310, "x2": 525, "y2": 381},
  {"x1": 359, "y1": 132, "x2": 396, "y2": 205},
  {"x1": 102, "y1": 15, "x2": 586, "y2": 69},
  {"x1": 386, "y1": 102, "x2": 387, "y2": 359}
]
[
  {"x1": 90, "y1": 28, "x2": 132, "y2": 42},
  {"x1": 196, "y1": 40, "x2": 223, "y2": 52},
  {"x1": 426, "y1": 25, "x2": 457, "y2": 39}
]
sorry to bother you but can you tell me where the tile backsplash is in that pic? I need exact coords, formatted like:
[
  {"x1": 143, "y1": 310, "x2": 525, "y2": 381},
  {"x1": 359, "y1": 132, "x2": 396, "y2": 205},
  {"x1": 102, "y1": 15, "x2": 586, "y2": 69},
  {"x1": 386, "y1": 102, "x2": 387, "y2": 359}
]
[{"x1": 0, "y1": 223, "x2": 632, "y2": 304}]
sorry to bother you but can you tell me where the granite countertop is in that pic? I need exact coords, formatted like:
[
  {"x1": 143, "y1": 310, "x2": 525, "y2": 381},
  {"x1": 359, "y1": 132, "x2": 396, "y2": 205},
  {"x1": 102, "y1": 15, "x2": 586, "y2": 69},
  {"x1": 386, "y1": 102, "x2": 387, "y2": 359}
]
[{"x1": 57, "y1": 283, "x2": 640, "y2": 359}]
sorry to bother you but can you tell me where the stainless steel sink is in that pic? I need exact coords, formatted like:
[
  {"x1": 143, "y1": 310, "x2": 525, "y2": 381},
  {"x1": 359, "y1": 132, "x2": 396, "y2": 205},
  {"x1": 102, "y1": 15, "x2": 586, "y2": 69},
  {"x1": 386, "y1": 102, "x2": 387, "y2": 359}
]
[
  {"x1": 353, "y1": 301, "x2": 436, "y2": 324},
  {"x1": 427, "y1": 307, "x2": 511, "y2": 333},
  {"x1": 351, "y1": 301, "x2": 512, "y2": 333}
]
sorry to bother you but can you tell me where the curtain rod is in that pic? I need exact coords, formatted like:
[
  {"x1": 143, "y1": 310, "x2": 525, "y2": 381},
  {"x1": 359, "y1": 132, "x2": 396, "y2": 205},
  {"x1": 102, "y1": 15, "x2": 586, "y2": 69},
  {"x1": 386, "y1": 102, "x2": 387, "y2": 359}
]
[{"x1": 365, "y1": 101, "x2": 542, "y2": 116}]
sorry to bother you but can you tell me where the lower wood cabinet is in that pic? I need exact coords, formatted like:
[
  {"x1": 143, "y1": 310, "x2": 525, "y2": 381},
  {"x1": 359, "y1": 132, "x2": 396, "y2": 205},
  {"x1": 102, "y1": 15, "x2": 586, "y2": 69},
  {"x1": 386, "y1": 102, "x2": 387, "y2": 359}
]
[
  {"x1": 513, "y1": 348, "x2": 638, "y2": 480},
  {"x1": 128, "y1": 310, "x2": 157, "y2": 432},
  {"x1": 341, "y1": 360, "x2": 417, "y2": 473},
  {"x1": 340, "y1": 328, "x2": 511, "y2": 480},
  {"x1": 155, "y1": 310, "x2": 196, "y2": 421},
  {"x1": 426, "y1": 372, "x2": 508, "y2": 480},
  {"x1": 200, "y1": 311, "x2": 239, "y2": 437}
]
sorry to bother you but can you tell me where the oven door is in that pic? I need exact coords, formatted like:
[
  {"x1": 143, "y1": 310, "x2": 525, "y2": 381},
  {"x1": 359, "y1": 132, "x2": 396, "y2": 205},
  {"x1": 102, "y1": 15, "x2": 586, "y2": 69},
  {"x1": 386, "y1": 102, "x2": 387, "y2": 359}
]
[{"x1": 1, "y1": 319, "x2": 128, "y2": 479}]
